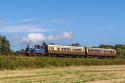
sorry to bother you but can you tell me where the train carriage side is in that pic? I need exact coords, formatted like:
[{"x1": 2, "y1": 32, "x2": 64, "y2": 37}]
[
  {"x1": 86, "y1": 48, "x2": 116, "y2": 58},
  {"x1": 47, "y1": 45, "x2": 86, "y2": 57}
]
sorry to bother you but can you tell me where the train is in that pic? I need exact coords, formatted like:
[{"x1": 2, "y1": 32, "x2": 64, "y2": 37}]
[{"x1": 24, "y1": 44, "x2": 116, "y2": 58}]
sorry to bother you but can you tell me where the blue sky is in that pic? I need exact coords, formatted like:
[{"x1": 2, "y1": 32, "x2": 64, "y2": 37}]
[{"x1": 0, "y1": 0, "x2": 125, "y2": 51}]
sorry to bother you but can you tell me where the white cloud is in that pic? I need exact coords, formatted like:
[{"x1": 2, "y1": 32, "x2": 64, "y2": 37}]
[
  {"x1": 27, "y1": 33, "x2": 46, "y2": 41},
  {"x1": 18, "y1": 18, "x2": 39, "y2": 23},
  {"x1": 0, "y1": 19, "x2": 52, "y2": 32},
  {"x1": 50, "y1": 19, "x2": 66, "y2": 24},
  {"x1": 0, "y1": 24, "x2": 51, "y2": 32},
  {"x1": 63, "y1": 32, "x2": 72, "y2": 39},
  {"x1": 17, "y1": 32, "x2": 73, "y2": 44}
]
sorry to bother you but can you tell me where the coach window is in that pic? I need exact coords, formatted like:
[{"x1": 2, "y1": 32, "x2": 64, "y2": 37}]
[
  {"x1": 64, "y1": 48, "x2": 67, "y2": 51},
  {"x1": 104, "y1": 50, "x2": 106, "y2": 54},
  {"x1": 91, "y1": 49, "x2": 93, "y2": 53},
  {"x1": 57, "y1": 48, "x2": 60, "y2": 51},
  {"x1": 61, "y1": 48, "x2": 64, "y2": 51},
  {"x1": 67, "y1": 48, "x2": 70, "y2": 51},
  {"x1": 88, "y1": 49, "x2": 91, "y2": 52},
  {"x1": 112, "y1": 51, "x2": 114, "y2": 54},
  {"x1": 74, "y1": 49, "x2": 77, "y2": 51},
  {"x1": 110, "y1": 51, "x2": 113, "y2": 54},
  {"x1": 78, "y1": 49, "x2": 81, "y2": 52},
  {"x1": 90, "y1": 49, "x2": 92, "y2": 52},
  {"x1": 51, "y1": 47, "x2": 54, "y2": 50},
  {"x1": 107, "y1": 50, "x2": 109, "y2": 54}
]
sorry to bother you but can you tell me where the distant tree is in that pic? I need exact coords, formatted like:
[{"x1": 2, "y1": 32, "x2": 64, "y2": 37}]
[
  {"x1": 42, "y1": 41, "x2": 47, "y2": 46},
  {"x1": 69, "y1": 43, "x2": 81, "y2": 47},
  {"x1": 49, "y1": 43, "x2": 55, "y2": 45},
  {"x1": 0, "y1": 36, "x2": 11, "y2": 55},
  {"x1": 92, "y1": 46, "x2": 98, "y2": 48},
  {"x1": 98, "y1": 45, "x2": 114, "y2": 49},
  {"x1": 115, "y1": 48, "x2": 125, "y2": 58},
  {"x1": 25, "y1": 44, "x2": 30, "y2": 52},
  {"x1": 114, "y1": 44, "x2": 125, "y2": 49},
  {"x1": 114, "y1": 44, "x2": 125, "y2": 58},
  {"x1": 15, "y1": 49, "x2": 25, "y2": 55}
]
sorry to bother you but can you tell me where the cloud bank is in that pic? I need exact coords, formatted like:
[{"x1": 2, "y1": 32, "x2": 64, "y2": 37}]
[
  {"x1": 0, "y1": 19, "x2": 51, "y2": 32},
  {"x1": 50, "y1": 19, "x2": 66, "y2": 24},
  {"x1": 1, "y1": 19, "x2": 73, "y2": 47},
  {"x1": 15, "y1": 32, "x2": 73, "y2": 44},
  {"x1": 0, "y1": 24, "x2": 51, "y2": 32}
]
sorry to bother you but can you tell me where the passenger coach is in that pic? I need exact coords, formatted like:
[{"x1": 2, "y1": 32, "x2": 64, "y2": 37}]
[
  {"x1": 87, "y1": 48, "x2": 116, "y2": 58},
  {"x1": 47, "y1": 45, "x2": 86, "y2": 57}
]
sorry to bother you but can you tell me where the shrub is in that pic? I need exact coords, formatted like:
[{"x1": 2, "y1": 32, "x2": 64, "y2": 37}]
[{"x1": 0, "y1": 56, "x2": 125, "y2": 70}]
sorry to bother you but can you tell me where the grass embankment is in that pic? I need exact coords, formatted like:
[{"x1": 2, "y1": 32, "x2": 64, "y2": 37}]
[{"x1": 0, "y1": 56, "x2": 125, "y2": 70}]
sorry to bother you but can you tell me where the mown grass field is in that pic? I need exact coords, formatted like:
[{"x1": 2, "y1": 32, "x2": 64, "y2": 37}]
[
  {"x1": 0, "y1": 56, "x2": 125, "y2": 83},
  {"x1": 0, "y1": 65, "x2": 125, "y2": 83}
]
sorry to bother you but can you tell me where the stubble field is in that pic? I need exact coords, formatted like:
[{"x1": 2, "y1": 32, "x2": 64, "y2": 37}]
[{"x1": 0, "y1": 65, "x2": 125, "y2": 83}]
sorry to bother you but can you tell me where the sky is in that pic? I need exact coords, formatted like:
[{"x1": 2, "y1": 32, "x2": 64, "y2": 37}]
[{"x1": 0, "y1": 0, "x2": 125, "y2": 51}]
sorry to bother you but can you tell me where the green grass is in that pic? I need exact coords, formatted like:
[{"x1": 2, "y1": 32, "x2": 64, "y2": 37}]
[
  {"x1": 0, "y1": 65, "x2": 125, "y2": 83},
  {"x1": 0, "y1": 56, "x2": 125, "y2": 70}
]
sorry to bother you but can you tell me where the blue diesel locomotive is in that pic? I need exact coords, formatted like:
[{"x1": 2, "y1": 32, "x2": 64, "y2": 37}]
[{"x1": 25, "y1": 45, "x2": 46, "y2": 56}]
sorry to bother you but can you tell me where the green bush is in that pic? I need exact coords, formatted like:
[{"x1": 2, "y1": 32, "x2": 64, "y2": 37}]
[{"x1": 0, "y1": 56, "x2": 125, "y2": 70}]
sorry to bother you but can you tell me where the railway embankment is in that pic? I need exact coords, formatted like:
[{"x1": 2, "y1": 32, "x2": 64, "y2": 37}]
[{"x1": 0, "y1": 56, "x2": 125, "y2": 70}]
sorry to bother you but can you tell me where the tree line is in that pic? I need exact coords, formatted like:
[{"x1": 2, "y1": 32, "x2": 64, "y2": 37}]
[
  {"x1": 1, "y1": 35, "x2": 125, "y2": 59},
  {"x1": 0, "y1": 36, "x2": 11, "y2": 55}
]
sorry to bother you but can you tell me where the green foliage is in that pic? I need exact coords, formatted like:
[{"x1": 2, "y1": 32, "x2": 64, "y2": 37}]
[
  {"x1": 115, "y1": 47, "x2": 125, "y2": 58},
  {"x1": 69, "y1": 43, "x2": 81, "y2": 47},
  {"x1": 0, "y1": 36, "x2": 11, "y2": 55},
  {"x1": 98, "y1": 45, "x2": 114, "y2": 49},
  {"x1": 0, "y1": 56, "x2": 125, "y2": 70}
]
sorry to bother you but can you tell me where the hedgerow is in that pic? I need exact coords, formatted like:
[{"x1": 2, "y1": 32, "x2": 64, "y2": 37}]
[{"x1": 0, "y1": 56, "x2": 125, "y2": 70}]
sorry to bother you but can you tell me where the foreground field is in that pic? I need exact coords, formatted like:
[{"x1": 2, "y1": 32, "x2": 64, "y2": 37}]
[{"x1": 0, "y1": 65, "x2": 125, "y2": 83}]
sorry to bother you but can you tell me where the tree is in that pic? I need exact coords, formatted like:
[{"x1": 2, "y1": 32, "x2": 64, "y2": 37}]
[
  {"x1": 98, "y1": 45, "x2": 114, "y2": 49},
  {"x1": 114, "y1": 44, "x2": 125, "y2": 49},
  {"x1": 69, "y1": 43, "x2": 81, "y2": 47},
  {"x1": 25, "y1": 44, "x2": 30, "y2": 52},
  {"x1": 0, "y1": 36, "x2": 11, "y2": 55},
  {"x1": 42, "y1": 41, "x2": 47, "y2": 47},
  {"x1": 114, "y1": 44, "x2": 125, "y2": 58}
]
